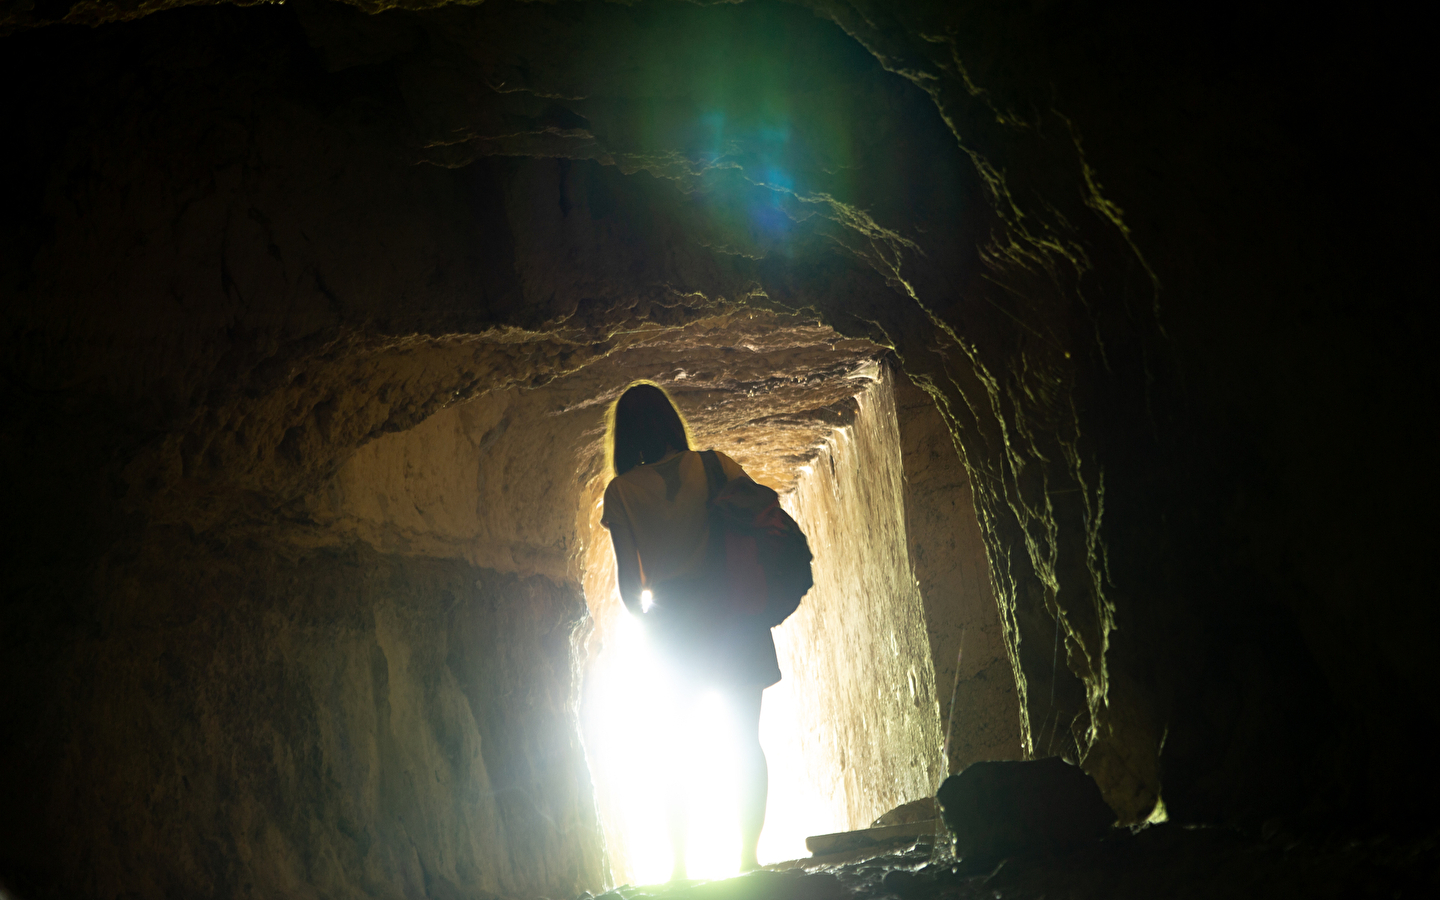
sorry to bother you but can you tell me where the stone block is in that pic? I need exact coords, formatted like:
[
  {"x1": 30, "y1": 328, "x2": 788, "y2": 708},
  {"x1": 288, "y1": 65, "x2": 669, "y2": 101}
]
[{"x1": 935, "y1": 757, "x2": 1116, "y2": 863}]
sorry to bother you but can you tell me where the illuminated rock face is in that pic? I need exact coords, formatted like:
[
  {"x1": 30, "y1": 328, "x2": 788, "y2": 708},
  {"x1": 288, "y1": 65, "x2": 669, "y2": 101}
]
[
  {"x1": 895, "y1": 380, "x2": 1025, "y2": 775},
  {"x1": 0, "y1": 0, "x2": 1432, "y2": 898},
  {"x1": 767, "y1": 368, "x2": 944, "y2": 839}
]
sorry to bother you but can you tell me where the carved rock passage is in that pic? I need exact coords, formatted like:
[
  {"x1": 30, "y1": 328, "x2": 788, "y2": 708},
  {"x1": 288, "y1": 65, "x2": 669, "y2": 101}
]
[{"x1": 0, "y1": 0, "x2": 1433, "y2": 896}]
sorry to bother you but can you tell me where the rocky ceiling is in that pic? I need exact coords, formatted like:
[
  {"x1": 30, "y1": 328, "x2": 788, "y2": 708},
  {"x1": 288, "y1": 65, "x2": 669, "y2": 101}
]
[{"x1": 1, "y1": 0, "x2": 1434, "y2": 892}]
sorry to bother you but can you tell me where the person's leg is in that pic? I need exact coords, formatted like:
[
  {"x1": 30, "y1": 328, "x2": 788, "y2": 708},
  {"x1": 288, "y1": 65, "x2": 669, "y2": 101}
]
[
  {"x1": 664, "y1": 682, "x2": 694, "y2": 882},
  {"x1": 730, "y1": 684, "x2": 768, "y2": 871}
]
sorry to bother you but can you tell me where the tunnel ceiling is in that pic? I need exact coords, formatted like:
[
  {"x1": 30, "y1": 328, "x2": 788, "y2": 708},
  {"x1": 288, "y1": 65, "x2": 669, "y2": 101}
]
[
  {"x1": 2, "y1": 0, "x2": 1433, "y2": 871},
  {"x1": 280, "y1": 312, "x2": 886, "y2": 578}
]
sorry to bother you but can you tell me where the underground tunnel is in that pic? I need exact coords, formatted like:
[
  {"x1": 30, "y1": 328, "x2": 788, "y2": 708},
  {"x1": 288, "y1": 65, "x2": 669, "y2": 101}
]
[{"x1": 0, "y1": 0, "x2": 1434, "y2": 898}]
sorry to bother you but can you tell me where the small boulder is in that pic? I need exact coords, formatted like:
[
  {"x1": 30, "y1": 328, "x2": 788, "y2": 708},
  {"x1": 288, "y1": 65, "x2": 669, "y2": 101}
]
[
  {"x1": 871, "y1": 796, "x2": 937, "y2": 827},
  {"x1": 935, "y1": 757, "x2": 1116, "y2": 864}
]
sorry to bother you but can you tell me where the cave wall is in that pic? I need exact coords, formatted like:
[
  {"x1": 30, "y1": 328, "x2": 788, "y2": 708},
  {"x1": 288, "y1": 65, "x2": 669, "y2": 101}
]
[
  {"x1": 766, "y1": 368, "x2": 945, "y2": 835},
  {"x1": 808, "y1": 0, "x2": 1434, "y2": 830},
  {"x1": 895, "y1": 376, "x2": 1024, "y2": 774},
  {"x1": 0, "y1": 14, "x2": 785, "y2": 889},
  {"x1": 2, "y1": 529, "x2": 600, "y2": 900},
  {"x1": 305, "y1": 385, "x2": 592, "y2": 582},
  {"x1": 2, "y1": 371, "x2": 613, "y2": 898},
  {"x1": 2, "y1": 2, "x2": 1435, "y2": 897}
]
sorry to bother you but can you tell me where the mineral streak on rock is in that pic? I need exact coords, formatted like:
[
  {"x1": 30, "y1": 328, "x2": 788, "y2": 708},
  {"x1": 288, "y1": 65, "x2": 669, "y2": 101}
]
[{"x1": 895, "y1": 376, "x2": 1025, "y2": 778}]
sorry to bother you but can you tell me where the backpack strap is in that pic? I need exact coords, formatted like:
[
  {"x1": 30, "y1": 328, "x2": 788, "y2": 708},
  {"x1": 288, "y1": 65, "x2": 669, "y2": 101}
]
[{"x1": 700, "y1": 449, "x2": 726, "y2": 503}]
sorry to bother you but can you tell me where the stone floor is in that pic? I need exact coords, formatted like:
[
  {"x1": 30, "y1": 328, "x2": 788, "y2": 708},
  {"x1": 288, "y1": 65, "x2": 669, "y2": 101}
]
[{"x1": 586, "y1": 825, "x2": 1438, "y2": 900}]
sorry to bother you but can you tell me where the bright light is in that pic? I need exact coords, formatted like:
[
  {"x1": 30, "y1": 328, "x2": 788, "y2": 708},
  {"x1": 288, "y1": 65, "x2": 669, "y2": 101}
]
[
  {"x1": 640, "y1": 589, "x2": 654, "y2": 612},
  {"x1": 755, "y1": 680, "x2": 831, "y2": 864},
  {"x1": 585, "y1": 610, "x2": 746, "y2": 885}
]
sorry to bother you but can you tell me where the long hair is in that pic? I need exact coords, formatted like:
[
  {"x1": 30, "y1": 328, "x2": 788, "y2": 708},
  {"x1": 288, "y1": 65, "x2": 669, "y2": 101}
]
[{"x1": 609, "y1": 382, "x2": 691, "y2": 476}]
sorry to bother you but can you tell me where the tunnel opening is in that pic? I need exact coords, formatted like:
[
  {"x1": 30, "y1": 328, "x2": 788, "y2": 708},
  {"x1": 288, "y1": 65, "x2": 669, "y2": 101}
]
[
  {"x1": 570, "y1": 329, "x2": 917, "y2": 883},
  {"x1": 280, "y1": 308, "x2": 1022, "y2": 889},
  {"x1": 565, "y1": 334, "x2": 1024, "y2": 884},
  {"x1": 304, "y1": 308, "x2": 1026, "y2": 888},
  {"x1": 578, "y1": 361, "x2": 940, "y2": 883}
]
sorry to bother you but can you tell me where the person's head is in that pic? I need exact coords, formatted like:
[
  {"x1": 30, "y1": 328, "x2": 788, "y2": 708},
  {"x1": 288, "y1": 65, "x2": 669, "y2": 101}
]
[{"x1": 609, "y1": 382, "x2": 691, "y2": 476}]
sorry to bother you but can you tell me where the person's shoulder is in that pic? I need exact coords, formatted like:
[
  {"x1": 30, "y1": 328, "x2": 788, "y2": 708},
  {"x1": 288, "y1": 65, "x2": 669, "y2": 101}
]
[
  {"x1": 606, "y1": 468, "x2": 645, "y2": 495},
  {"x1": 709, "y1": 450, "x2": 749, "y2": 481},
  {"x1": 603, "y1": 473, "x2": 634, "y2": 506},
  {"x1": 601, "y1": 477, "x2": 628, "y2": 527}
]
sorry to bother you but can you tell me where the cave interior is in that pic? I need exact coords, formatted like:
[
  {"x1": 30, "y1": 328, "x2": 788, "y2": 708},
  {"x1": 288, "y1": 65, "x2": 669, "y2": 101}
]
[{"x1": 0, "y1": 0, "x2": 1435, "y2": 898}]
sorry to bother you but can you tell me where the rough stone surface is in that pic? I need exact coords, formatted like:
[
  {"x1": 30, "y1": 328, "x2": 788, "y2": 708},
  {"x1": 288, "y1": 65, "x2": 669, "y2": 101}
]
[
  {"x1": 804, "y1": 821, "x2": 937, "y2": 858},
  {"x1": 895, "y1": 377, "x2": 1024, "y2": 775},
  {"x1": 872, "y1": 797, "x2": 937, "y2": 828},
  {"x1": 767, "y1": 368, "x2": 945, "y2": 836},
  {"x1": 2, "y1": 533, "x2": 601, "y2": 900}
]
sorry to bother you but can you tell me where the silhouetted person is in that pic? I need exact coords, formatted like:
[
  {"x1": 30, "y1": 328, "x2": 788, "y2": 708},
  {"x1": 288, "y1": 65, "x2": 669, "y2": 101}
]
[{"x1": 602, "y1": 382, "x2": 780, "y2": 877}]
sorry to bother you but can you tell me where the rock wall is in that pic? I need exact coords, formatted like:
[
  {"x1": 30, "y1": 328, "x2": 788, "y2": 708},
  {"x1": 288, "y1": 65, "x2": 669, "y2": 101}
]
[
  {"x1": 1, "y1": 530, "x2": 600, "y2": 900},
  {"x1": 305, "y1": 387, "x2": 591, "y2": 583},
  {"x1": 765, "y1": 368, "x2": 945, "y2": 837},
  {"x1": 0, "y1": 364, "x2": 617, "y2": 899},
  {"x1": 895, "y1": 377, "x2": 1024, "y2": 775}
]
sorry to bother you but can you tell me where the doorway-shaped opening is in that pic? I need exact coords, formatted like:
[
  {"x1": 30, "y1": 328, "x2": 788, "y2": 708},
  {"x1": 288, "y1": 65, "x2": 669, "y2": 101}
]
[
  {"x1": 579, "y1": 361, "x2": 1022, "y2": 885},
  {"x1": 286, "y1": 314, "x2": 1022, "y2": 892}
]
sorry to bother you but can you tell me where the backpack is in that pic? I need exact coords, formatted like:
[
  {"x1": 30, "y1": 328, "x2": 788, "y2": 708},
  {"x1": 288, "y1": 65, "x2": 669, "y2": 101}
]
[{"x1": 699, "y1": 450, "x2": 814, "y2": 629}]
